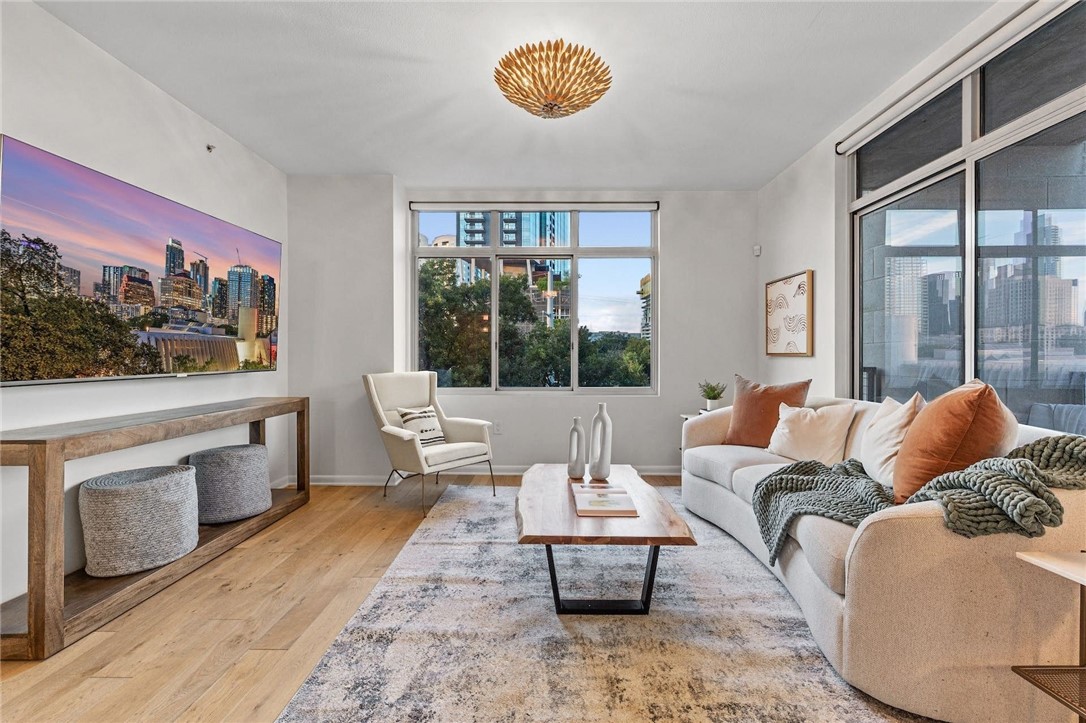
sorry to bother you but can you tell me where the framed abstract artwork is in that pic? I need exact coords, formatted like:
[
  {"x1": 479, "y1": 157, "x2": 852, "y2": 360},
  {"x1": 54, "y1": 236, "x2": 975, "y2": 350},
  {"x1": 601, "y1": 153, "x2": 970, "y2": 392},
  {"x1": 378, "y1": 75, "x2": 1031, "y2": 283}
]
[{"x1": 765, "y1": 269, "x2": 813, "y2": 357}]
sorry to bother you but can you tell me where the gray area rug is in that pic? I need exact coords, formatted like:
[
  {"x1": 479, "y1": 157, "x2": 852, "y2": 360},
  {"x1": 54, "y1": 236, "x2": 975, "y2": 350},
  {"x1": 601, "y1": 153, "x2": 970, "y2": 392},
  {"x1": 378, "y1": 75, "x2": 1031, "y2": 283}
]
[{"x1": 279, "y1": 486, "x2": 920, "y2": 722}]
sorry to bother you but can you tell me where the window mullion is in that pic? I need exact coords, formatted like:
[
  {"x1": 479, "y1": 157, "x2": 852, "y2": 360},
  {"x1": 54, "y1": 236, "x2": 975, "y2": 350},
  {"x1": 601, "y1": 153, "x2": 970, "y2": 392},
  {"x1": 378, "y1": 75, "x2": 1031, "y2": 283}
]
[
  {"x1": 490, "y1": 250, "x2": 499, "y2": 391},
  {"x1": 570, "y1": 255, "x2": 579, "y2": 392},
  {"x1": 570, "y1": 212, "x2": 579, "y2": 391},
  {"x1": 963, "y1": 158, "x2": 977, "y2": 382}
]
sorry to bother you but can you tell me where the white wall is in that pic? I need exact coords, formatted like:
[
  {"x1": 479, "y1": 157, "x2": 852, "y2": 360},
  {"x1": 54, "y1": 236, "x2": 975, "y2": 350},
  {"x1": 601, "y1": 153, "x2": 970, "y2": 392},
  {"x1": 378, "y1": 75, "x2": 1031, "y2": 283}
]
[
  {"x1": 286, "y1": 175, "x2": 397, "y2": 484},
  {"x1": 0, "y1": 4, "x2": 289, "y2": 603},
  {"x1": 287, "y1": 184, "x2": 759, "y2": 480},
  {"x1": 754, "y1": 142, "x2": 849, "y2": 397},
  {"x1": 753, "y1": 2, "x2": 1032, "y2": 398}
]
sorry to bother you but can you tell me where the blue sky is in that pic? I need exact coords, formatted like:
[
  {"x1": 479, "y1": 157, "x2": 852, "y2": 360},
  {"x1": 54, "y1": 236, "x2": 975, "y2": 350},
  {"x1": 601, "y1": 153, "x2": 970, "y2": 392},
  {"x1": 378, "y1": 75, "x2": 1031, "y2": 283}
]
[
  {"x1": 417, "y1": 211, "x2": 651, "y2": 333},
  {"x1": 0, "y1": 138, "x2": 281, "y2": 298}
]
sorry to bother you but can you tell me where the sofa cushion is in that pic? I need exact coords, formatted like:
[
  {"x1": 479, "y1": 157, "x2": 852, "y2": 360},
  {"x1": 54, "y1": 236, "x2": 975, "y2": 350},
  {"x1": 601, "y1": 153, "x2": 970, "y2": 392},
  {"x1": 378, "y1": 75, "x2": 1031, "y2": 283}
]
[
  {"x1": 859, "y1": 393, "x2": 925, "y2": 487},
  {"x1": 683, "y1": 446, "x2": 794, "y2": 491},
  {"x1": 731, "y1": 463, "x2": 792, "y2": 505},
  {"x1": 726, "y1": 375, "x2": 812, "y2": 448},
  {"x1": 423, "y1": 442, "x2": 488, "y2": 467},
  {"x1": 893, "y1": 380, "x2": 1018, "y2": 503},
  {"x1": 789, "y1": 515, "x2": 855, "y2": 595},
  {"x1": 767, "y1": 403, "x2": 856, "y2": 465},
  {"x1": 730, "y1": 463, "x2": 854, "y2": 595}
]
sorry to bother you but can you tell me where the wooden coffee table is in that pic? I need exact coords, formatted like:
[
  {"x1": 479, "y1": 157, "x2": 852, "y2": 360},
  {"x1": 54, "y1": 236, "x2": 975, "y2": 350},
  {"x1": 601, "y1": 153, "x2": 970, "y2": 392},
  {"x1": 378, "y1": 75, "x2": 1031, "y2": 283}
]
[{"x1": 515, "y1": 464, "x2": 696, "y2": 615}]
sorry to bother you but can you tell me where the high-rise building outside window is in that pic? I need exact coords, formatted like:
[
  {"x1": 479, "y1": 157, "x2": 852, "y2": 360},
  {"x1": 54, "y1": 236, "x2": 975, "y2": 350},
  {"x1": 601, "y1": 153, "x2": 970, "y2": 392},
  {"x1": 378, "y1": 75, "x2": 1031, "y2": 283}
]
[{"x1": 850, "y1": 3, "x2": 1085, "y2": 433}]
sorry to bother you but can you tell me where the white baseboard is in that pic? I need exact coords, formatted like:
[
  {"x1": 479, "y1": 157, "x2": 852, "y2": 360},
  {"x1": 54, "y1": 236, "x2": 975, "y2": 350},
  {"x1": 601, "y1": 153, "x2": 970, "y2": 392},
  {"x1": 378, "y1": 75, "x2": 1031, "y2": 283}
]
[
  {"x1": 276, "y1": 464, "x2": 681, "y2": 488},
  {"x1": 274, "y1": 474, "x2": 392, "y2": 487}
]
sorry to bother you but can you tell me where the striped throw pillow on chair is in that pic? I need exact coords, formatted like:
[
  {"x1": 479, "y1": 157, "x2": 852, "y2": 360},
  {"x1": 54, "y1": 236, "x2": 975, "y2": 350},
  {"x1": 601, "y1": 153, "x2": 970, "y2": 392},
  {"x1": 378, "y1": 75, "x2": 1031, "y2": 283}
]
[{"x1": 397, "y1": 406, "x2": 446, "y2": 447}]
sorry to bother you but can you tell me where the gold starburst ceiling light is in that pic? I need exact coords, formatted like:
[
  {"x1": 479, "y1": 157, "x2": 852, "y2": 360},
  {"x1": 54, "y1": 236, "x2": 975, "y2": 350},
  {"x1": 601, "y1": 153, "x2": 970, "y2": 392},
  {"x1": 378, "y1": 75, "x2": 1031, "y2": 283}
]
[{"x1": 494, "y1": 39, "x2": 611, "y2": 119}]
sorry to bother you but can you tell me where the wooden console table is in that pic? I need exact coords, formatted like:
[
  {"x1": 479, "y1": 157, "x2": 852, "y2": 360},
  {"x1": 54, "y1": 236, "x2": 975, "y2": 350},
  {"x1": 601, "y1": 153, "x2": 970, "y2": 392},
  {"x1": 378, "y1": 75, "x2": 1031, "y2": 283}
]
[{"x1": 0, "y1": 396, "x2": 310, "y2": 660}]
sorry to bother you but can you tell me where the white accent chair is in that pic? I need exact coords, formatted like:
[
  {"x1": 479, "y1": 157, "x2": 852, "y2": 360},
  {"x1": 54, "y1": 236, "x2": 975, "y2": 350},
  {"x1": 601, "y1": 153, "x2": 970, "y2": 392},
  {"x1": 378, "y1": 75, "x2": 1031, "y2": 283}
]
[{"x1": 363, "y1": 371, "x2": 495, "y2": 513}]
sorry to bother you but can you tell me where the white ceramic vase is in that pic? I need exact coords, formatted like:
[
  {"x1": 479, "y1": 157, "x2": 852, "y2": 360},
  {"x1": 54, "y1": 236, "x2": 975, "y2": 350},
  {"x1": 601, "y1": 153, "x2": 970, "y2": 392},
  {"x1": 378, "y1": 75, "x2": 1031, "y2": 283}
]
[
  {"x1": 567, "y1": 416, "x2": 586, "y2": 479},
  {"x1": 705, "y1": 398, "x2": 724, "y2": 411},
  {"x1": 588, "y1": 403, "x2": 612, "y2": 481}
]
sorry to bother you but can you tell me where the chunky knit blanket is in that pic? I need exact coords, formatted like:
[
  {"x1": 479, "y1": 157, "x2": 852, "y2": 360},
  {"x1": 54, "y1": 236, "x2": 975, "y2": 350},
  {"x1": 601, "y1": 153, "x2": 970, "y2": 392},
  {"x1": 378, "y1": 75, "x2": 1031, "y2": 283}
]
[{"x1": 752, "y1": 435, "x2": 1086, "y2": 565}]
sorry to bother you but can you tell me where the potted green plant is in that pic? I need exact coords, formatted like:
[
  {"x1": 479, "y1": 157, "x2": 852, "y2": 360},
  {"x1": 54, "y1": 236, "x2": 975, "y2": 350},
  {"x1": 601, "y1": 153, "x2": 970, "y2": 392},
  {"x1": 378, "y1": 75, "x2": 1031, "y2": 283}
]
[{"x1": 698, "y1": 380, "x2": 728, "y2": 411}]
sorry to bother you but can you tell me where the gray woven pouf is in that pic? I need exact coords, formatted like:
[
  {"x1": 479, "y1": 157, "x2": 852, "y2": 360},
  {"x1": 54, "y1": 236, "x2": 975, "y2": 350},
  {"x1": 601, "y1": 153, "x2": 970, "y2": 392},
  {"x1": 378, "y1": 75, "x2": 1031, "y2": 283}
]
[
  {"x1": 79, "y1": 466, "x2": 198, "y2": 578},
  {"x1": 188, "y1": 444, "x2": 272, "y2": 524}
]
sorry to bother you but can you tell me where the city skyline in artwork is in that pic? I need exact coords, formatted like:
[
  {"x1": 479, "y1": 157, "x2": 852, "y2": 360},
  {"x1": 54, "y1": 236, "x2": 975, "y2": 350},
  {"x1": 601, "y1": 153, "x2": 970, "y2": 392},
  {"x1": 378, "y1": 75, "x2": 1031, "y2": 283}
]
[
  {"x1": 0, "y1": 136, "x2": 282, "y2": 383},
  {"x1": 0, "y1": 137, "x2": 280, "y2": 301}
]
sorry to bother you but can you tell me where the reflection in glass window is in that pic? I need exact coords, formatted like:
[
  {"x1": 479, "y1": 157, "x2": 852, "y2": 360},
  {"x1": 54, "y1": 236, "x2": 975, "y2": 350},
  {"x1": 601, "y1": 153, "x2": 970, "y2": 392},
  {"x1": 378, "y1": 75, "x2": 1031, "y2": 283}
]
[
  {"x1": 416, "y1": 258, "x2": 491, "y2": 387},
  {"x1": 977, "y1": 112, "x2": 1086, "y2": 432},
  {"x1": 858, "y1": 174, "x2": 965, "y2": 402},
  {"x1": 497, "y1": 258, "x2": 572, "y2": 387},
  {"x1": 578, "y1": 258, "x2": 652, "y2": 387}
]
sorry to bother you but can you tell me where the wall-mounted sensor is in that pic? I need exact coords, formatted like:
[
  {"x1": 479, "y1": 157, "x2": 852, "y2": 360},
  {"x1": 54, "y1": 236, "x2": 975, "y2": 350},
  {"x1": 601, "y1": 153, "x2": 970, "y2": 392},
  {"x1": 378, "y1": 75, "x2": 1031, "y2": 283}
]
[{"x1": 752, "y1": 244, "x2": 762, "y2": 257}]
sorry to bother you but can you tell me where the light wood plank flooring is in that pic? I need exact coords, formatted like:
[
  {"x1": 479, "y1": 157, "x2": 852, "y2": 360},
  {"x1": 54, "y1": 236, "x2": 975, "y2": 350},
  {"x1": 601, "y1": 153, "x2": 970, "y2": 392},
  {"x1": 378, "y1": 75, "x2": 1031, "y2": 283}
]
[{"x1": 0, "y1": 473, "x2": 678, "y2": 722}]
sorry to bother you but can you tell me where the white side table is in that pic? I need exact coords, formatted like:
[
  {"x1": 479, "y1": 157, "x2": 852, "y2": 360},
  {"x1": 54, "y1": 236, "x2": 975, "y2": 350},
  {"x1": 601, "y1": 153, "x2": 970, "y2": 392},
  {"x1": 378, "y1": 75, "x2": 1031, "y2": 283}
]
[{"x1": 1013, "y1": 551, "x2": 1086, "y2": 721}]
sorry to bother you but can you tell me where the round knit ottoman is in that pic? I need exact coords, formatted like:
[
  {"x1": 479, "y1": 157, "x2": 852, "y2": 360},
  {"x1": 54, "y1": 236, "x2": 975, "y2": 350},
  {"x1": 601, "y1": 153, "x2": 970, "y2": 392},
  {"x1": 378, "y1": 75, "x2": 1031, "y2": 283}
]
[
  {"x1": 188, "y1": 444, "x2": 271, "y2": 524},
  {"x1": 79, "y1": 466, "x2": 198, "y2": 578}
]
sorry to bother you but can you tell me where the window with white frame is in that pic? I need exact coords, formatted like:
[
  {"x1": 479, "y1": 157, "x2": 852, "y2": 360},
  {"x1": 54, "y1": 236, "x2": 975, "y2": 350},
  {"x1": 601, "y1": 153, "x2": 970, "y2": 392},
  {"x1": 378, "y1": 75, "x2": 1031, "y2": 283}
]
[
  {"x1": 852, "y1": 3, "x2": 1086, "y2": 433},
  {"x1": 412, "y1": 205, "x2": 657, "y2": 391}
]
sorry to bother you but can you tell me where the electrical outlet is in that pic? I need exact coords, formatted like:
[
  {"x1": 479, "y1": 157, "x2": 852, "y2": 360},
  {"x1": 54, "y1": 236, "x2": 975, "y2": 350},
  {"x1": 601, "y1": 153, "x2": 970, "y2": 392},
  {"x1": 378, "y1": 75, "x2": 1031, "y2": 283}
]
[{"x1": 493, "y1": 421, "x2": 503, "y2": 435}]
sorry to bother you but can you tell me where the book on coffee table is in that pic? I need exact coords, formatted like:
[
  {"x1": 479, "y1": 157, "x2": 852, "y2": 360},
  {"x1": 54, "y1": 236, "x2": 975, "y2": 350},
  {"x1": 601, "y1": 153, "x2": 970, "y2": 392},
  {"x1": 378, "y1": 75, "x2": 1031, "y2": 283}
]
[
  {"x1": 573, "y1": 492, "x2": 639, "y2": 517},
  {"x1": 569, "y1": 482, "x2": 628, "y2": 495}
]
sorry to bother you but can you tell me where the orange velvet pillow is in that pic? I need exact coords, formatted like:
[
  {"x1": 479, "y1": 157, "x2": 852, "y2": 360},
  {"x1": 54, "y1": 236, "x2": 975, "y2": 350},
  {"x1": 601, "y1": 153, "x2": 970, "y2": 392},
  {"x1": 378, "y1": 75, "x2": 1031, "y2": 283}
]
[
  {"x1": 725, "y1": 374, "x2": 812, "y2": 448},
  {"x1": 892, "y1": 380, "x2": 1018, "y2": 503}
]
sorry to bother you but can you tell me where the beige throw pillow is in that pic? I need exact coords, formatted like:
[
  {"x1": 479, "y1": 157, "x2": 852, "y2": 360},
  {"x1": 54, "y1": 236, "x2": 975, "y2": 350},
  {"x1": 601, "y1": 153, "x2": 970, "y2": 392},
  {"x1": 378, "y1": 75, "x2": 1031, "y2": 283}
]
[
  {"x1": 397, "y1": 406, "x2": 445, "y2": 447},
  {"x1": 859, "y1": 393, "x2": 925, "y2": 487},
  {"x1": 767, "y1": 403, "x2": 856, "y2": 465}
]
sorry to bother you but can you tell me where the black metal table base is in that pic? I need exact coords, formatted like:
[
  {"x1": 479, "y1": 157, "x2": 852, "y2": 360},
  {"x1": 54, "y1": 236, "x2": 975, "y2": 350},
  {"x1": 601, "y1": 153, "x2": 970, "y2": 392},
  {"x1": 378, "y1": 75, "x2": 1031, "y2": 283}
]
[{"x1": 544, "y1": 544, "x2": 661, "y2": 615}]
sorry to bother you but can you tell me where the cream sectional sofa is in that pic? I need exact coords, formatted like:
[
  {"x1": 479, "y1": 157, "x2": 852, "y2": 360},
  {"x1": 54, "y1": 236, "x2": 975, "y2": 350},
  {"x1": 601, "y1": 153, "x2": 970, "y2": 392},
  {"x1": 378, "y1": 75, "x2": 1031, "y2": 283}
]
[{"x1": 681, "y1": 397, "x2": 1084, "y2": 723}]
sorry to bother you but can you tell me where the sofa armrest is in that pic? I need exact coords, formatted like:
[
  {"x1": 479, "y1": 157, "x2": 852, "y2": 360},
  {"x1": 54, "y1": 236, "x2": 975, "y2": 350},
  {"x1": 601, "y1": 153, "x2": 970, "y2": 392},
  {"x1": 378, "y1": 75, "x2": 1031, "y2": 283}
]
[
  {"x1": 840, "y1": 491, "x2": 1084, "y2": 719},
  {"x1": 442, "y1": 417, "x2": 491, "y2": 445},
  {"x1": 682, "y1": 407, "x2": 733, "y2": 451}
]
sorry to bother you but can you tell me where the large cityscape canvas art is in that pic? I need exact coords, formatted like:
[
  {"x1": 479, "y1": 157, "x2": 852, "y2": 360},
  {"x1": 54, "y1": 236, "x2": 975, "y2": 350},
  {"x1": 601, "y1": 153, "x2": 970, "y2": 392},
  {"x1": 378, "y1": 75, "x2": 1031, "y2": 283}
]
[{"x1": 0, "y1": 136, "x2": 281, "y2": 385}]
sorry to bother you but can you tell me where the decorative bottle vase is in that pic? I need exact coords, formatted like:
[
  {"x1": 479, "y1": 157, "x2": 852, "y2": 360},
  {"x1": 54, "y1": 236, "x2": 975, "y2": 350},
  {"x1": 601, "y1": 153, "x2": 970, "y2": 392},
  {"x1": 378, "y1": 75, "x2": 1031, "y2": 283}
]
[
  {"x1": 588, "y1": 403, "x2": 612, "y2": 481},
  {"x1": 567, "y1": 417, "x2": 586, "y2": 479}
]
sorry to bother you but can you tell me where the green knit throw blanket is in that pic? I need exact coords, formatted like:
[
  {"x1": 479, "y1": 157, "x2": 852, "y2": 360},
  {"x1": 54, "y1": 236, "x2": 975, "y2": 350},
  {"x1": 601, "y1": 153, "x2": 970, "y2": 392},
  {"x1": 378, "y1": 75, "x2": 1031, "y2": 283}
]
[{"x1": 752, "y1": 435, "x2": 1086, "y2": 566}]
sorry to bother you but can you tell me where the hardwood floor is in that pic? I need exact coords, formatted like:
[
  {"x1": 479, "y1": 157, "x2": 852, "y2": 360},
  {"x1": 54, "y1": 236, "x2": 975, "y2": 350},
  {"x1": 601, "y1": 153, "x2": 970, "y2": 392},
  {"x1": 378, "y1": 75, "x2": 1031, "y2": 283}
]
[{"x1": 0, "y1": 473, "x2": 679, "y2": 722}]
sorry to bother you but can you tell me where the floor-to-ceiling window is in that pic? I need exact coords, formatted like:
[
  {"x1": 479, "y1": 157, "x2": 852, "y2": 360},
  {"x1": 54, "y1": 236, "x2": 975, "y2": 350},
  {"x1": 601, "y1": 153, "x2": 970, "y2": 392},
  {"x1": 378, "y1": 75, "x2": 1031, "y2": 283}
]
[{"x1": 851, "y1": 3, "x2": 1086, "y2": 433}]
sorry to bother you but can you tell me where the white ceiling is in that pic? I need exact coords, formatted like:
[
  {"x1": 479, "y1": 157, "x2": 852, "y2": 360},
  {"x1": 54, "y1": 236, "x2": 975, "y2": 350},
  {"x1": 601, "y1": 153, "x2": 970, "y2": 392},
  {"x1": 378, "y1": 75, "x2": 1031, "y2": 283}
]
[{"x1": 40, "y1": 2, "x2": 992, "y2": 190}]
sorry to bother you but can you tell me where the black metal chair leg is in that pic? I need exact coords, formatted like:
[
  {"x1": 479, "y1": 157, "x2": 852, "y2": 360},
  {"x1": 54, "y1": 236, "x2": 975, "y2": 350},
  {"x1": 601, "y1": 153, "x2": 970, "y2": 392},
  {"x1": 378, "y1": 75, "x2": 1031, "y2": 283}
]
[
  {"x1": 487, "y1": 460, "x2": 496, "y2": 496},
  {"x1": 435, "y1": 471, "x2": 440, "y2": 485},
  {"x1": 382, "y1": 469, "x2": 396, "y2": 498}
]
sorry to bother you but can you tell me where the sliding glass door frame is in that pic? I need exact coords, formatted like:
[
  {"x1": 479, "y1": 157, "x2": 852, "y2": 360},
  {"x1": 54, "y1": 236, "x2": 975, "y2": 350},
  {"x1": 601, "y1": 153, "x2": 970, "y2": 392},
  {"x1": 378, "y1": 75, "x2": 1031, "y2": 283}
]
[{"x1": 850, "y1": 72, "x2": 1086, "y2": 399}]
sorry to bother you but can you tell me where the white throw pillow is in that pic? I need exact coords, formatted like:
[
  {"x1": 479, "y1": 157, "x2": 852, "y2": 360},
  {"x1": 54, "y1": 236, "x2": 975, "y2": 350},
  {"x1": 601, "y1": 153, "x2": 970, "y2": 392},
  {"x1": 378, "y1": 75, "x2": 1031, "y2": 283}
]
[
  {"x1": 767, "y1": 403, "x2": 856, "y2": 465},
  {"x1": 397, "y1": 406, "x2": 445, "y2": 447},
  {"x1": 859, "y1": 393, "x2": 925, "y2": 486}
]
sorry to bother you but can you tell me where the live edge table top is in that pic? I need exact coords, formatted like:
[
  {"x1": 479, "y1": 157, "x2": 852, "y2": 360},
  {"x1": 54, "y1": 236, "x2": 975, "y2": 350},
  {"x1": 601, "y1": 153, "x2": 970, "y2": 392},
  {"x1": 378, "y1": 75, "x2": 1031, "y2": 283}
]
[{"x1": 515, "y1": 464, "x2": 697, "y2": 546}]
